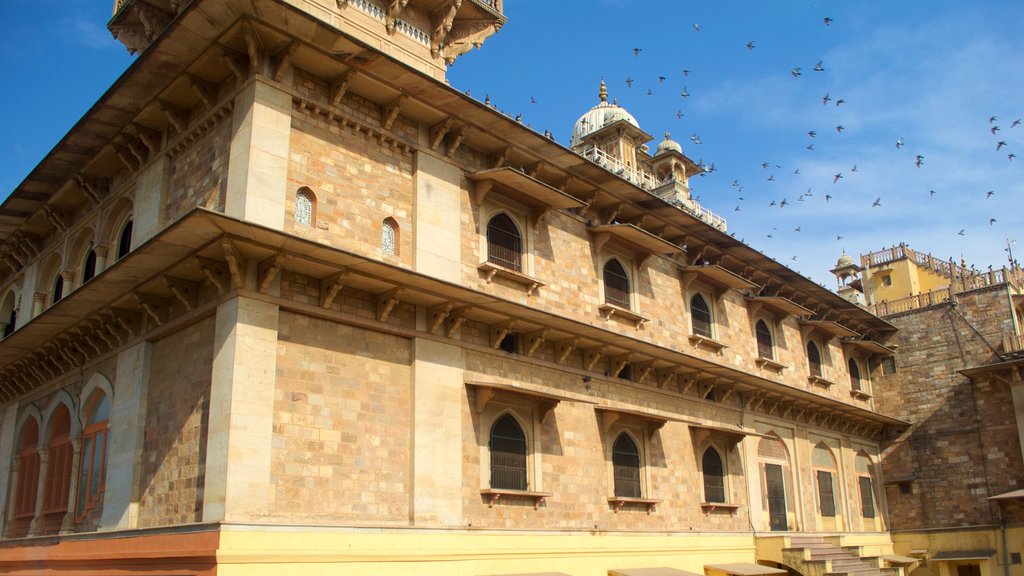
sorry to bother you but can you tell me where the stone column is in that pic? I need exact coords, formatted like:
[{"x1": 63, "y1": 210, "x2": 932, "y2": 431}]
[
  {"x1": 100, "y1": 342, "x2": 151, "y2": 530},
  {"x1": 224, "y1": 79, "x2": 292, "y2": 231},
  {"x1": 203, "y1": 295, "x2": 278, "y2": 522},
  {"x1": 5, "y1": 455, "x2": 21, "y2": 536},
  {"x1": 93, "y1": 245, "x2": 110, "y2": 276},
  {"x1": 28, "y1": 447, "x2": 48, "y2": 536},
  {"x1": 31, "y1": 292, "x2": 45, "y2": 318},
  {"x1": 59, "y1": 439, "x2": 82, "y2": 534},
  {"x1": 411, "y1": 337, "x2": 465, "y2": 526}
]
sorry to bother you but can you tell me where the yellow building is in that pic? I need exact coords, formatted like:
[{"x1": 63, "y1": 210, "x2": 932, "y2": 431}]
[{"x1": 0, "y1": 2, "x2": 976, "y2": 575}]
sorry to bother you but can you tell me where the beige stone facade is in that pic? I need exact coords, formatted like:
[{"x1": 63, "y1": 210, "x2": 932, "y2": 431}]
[{"x1": 0, "y1": 1, "x2": 946, "y2": 575}]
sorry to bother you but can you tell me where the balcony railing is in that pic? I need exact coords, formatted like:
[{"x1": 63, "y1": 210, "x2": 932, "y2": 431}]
[{"x1": 869, "y1": 288, "x2": 951, "y2": 316}]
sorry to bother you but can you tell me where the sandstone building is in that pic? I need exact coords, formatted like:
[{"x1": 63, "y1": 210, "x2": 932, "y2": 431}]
[
  {"x1": 0, "y1": 1, "x2": 958, "y2": 574},
  {"x1": 833, "y1": 245, "x2": 1024, "y2": 576}
]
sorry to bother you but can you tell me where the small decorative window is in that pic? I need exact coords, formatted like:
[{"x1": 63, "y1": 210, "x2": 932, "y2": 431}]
[
  {"x1": 603, "y1": 259, "x2": 631, "y2": 309},
  {"x1": 381, "y1": 217, "x2": 398, "y2": 256},
  {"x1": 52, "y1": 274, "x2": 64, "y2": 304},
  {"x1": 881, "y1": 275, "x2": 892, "y2": 286},
  {"x1": 295, "y1": 188, "x2": 314, "y2": 227},
  {"x1": 117, "y1": 220, "x2": 133, "y2": 260},
  {"x1": 755, "y1": 320, "x2": 773, "y2": 359},
  {"x1": 486, "y1": 213, "x2": 523, "y2": 272},
  {"x1": 691, "y1": 294, "x2": 713, "y2": 338},
  {"x1": 612, "y1": 433, "x2": 641, "y2": 498},
  {"x1": 489, "y1": 414, "x2": 527, "y2": 490},
  {"x1": 76, "y1": 391, "x2": 109, "y2": 522},
  {"x1": 848, "y1": 358, "x2": 862, "y2": 391},
  {"x1": 807, "y1": 341, "x2": 822, "y2": 377},
  {"x1": 82, "y1": 249, "x2": 97, "y2": 283},
  {"x1": 13, "y1": 418, "x2": 41, "y2": 537},
  {"x1": 702, "y1": 447, "x2": 726, "y2": 503}
]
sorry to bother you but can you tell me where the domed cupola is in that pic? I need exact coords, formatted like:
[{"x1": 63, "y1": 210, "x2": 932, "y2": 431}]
[
  {"x1": 654, "y1": 132, "x2": 683, "y2": 156},
  {"x1": 570, "y1": 80, "x2": 642, "y2": 147}
]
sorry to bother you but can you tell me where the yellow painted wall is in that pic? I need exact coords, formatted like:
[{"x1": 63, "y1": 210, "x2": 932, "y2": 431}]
[{"x1": 894, "y1": 526, "x2": 1024, "y2": 576}]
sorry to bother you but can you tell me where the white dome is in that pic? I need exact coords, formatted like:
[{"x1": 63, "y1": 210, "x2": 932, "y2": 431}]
[
  {"x1": 571, "y1": 81, "x2": 640, "y2": 146},
  {"x1": 655, "y1": 132, "x2": 683, "y2": 155},
  {"x1": 836, "y1": 253, "x2": 856, "y2": 268}
]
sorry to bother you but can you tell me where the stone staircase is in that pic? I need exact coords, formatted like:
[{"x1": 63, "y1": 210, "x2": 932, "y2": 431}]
[{"x1": 783, "y1": 536, "x2": 902, "y2": 576}]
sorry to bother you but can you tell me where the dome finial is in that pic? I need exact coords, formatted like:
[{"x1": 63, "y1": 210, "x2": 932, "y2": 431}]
[
  {"x1": 599, "y1": 79, "x2": 608, "y2": 103},
  {"x1": 664, "y1": 132, "x2": 671, "y2": 140}
]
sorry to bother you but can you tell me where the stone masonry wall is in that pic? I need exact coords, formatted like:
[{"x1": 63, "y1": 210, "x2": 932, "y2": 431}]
[
  {"x1": 875, "y1": 285, "x2": 1024, "y2": 527},
  {"x1": 164, "y1": 120, "x2": 231, "y2": 226}
]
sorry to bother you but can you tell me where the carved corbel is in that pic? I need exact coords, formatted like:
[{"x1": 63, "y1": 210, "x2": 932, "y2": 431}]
[
  {"x1": 583, "y1": 346, "x2": 606, "y2": 371},
  {"x1": 472, "y1": 180, "x2": 493, "y2": 205},
  {"x1": 492, "y1": 146, "x2": 510, "y2": 169},
  {"x1": 129, "y1": 124, "x2": 162, "y2": 154},
  {"x1": 240, "y1": 21, "x2": 264, "y2": 76},
  {"x1": 601, "y1": 202, "x2": 622, "y2": 225},
  {"x1": 134, "y1": 293, "x2": 168, "y2": 327},
  {"x1": 428, "y1": 302, "x2": 455, "y2": 335},
  {"x1": 524, "y1": 329, "x2": 548, "y2": 358},
  {"x1": 490, "y1": 319, "x2": 516, "y2": 350},
  {"x1": 702, "y1": 382, "x2": 717, "y2": 400},
  {"x1": 193, "y1": 257, "x2": 229, "y2": 295},
  {"x1": 445, "y1": 306, "x2": 468, "y2": 338},
  {"x1": 164, "y1": 276, "x2": 198, "y2": 311},
  {"x1": 187, "y1": 74, "x2": 217, "y2": 110},
  {"x1": 112, "y1": 141, "x2": 140, "y2": 172},
  {"x1": 319, "y1": 271, "x2": 348, "y2": 309},
  {"x1": 445, "y1": 126, "x2": 465, "y2": 158},
  {"x1": 526, "y1": 160, "x2": 547, "y2": 179},
  {"x1": 74, "y1": 175, "x2": 106, "y2": 204},
  {"x1": 609, "y1": 355, "x2": 630, "y2": 379},
  {"x1": 272, "y1": 43, "x2": 296, "y2": 82},
  {"x1": 429, "y1": 0, "x2": 463, "y2": 59},
  {"x1": 220, "y1": 240, "x2": 244, "y2": 290},
  {"x1": 555, "y1": 338, "x2": 578, "y2": 365},
  {"x1": 376, "y1": 287, "x2": 403, "y2": 322},
  {"x1": 632, "y1": 361, "x2": 654, "y2": 384},
  {"x1": 219, "y1": 47, "x2": 249, "y2": 83},
  {"x1": 258, "y1": 254, "x2": 286, "y2": 294},
  {"x1": 381, "y1": 95, "x2": 406, "y2": 130},
  {"x1": 385, "y1": 0, "x2": 410, "y2": 34},
  {"x1": 158, "y1": 101, "x2": 188, "y2": 134},
  {"x1": 429, "y1": 117, "x2": 453, "y2": 151},
  {"x1": 330, "y1": 71, "x2": 356, "y2": 107},
  {"x1": 719, "y1": 387, "x2": 735, "y2": 404},
  {"x1": 134, "y1": 2, "x2": 172, "y2": 42},
  {"x1": 655, "y1": 368, "x2": 677, "y2": 388}
]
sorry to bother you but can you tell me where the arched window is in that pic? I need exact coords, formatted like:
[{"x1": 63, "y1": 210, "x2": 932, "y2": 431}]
[
  {"x1": 691, "y1": 294, "x2": 713, "y2": 338},
  {"x1": 381, "y1": 217, "x2": 398, "y2": 256},
  {"x1": 612, "y1": 433, "x2": 641, "y2": 498},
  {"x1": 82, "y1": 249, "x2": 97, "y2": 283},
  {"x1": 76, "y1": 391, "x2": 109, "y2": 522},
  {"x1": 603, "y1": 259, "x2": 631, "y2": 309},
  {"x1": 52, "y1": 274, "x2": 64, "y2": 305},
  {"x1": 813, "y1": 443, "x2": 837, "y2": 518},
  {"x1": 295, "y1": 188, "x2": 314, "y2": 227},
  {"x1": 848, "y1": 358, "x2": 861, "y2": 391},
  {"x1": 42, "y1": 406, "x2": 73, "y2": 534},
  {"x1": 807, "y1": 341, "x2": 822, "y2": 377},
  {"x1": 758, "y1": 434, "x2": 791, "y2": 532},
  {"x1": 117, "y1": 219, "x2": 133, "y2": 260},
  {"x1": 486, "y1": 213, "x2": 522, "y2": 272},
  {"x1": 756, "y1": 320, "x2": 773, "y2": 359},
  {"x1": 855, "y1": 452, "x2": 877, "y2": 519},
  {"x1": 702, "y1": 447, "x2": 726, "y2": 503},
  {"x1": 489, "y1": 414, "x2": 527, "y2": 490},
  {"x1": 2, "y1": 307, "x2": 16, "y2": 339},
  {"x1": 13, "y1": 418, "x2": 40, "y2": 537}
]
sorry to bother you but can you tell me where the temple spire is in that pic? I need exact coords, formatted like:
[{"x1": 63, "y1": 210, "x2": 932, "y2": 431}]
[{"x1": 599, "y1": 79, "x2": 608, "y2": 103}]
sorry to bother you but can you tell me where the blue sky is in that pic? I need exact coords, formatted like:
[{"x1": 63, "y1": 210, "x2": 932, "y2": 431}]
[{"x1": 2, "y1": 0, "x2": 1022, "y2": 287}]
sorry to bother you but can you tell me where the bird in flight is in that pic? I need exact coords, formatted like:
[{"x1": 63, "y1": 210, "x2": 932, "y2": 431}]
[
  {"x1": 1010, "y1": 153, "x2": 1017, "y2": 161},
  {"x1": 814, "y1": 61, "x2": 825, "y2": 72},
  {"x1": 915, "y1": 155, "x2": 924, "y2": 168},
  {"x1": 761, "y1": 162, "x2": 770, "y2": 169},
  {"x1": 746, "y1": 41, "x2": 755, "y2": 50},
  {"x1": 680, "y1": 86, "x2": 690, "y2": 97},
  {"x1": 851, "y1": 164, "x2": 858, "y2": 172},
  {"x1": 780, "y1": 198, "x2": 788, "y2": 207},
  {"x1": 836, "y1": 125, "x2": 845, "y2": 133},
  {"x1": 822, "y1": 93, "x2": 831, "y2": 105},
  {"x1": 833, "y1": 173, "x2": 843, "y2": 183},
  {"x1": 806, "y1": 144, "x2": 815, "y2": 150},
  {"x1": 824, "y1": 16, "x2": 834, "y2": 25},
  {"x1": 986, "y1": 190, "x2": 995, "y2": 199},
  {"x1": 958, "y1": 229, "x2": 966, "y2": 236},
  {"x1": 767, "y1": 174, "x2": 775, "y2": 181},
  {"x1": 794, "y1": 226, "x2": 801, "y2": 232},
  {"x1": 1011, "y1": 118, "x2": 1021, "y2": 128},
  {"x1": 808, "y1": 131, "x2": 817, "y2": 138},
  {"x1": 990, "y1": 218, "x2": 997, "y2": 225},
  {"x1": 530, "y1": 96, "x2": 537, "y2": 104},
  {"x1": 682, "y1": 69, "x2": 691, "y2": 76},
  {"x1": 768, "y1": 200, "x2": 777, "y2": 207},
  {"x1": 633, "y1": 48, "x2": 642, "y2": 57},
  {"x1": 896, "y1": 137, "x2": 904, "y2": 149},
  {"x1": 991, "y1": 126, "x2": 1001, "y2": 135},
  {"x1": 791, "y1": 67, "x2": 802, "y2": 77},
  {"x1": 872, "y1": 197, "x2": 882, "y2": 207},
  {"x1": 690, "y1": 133, "x2": 702, "y2": 144},
  {"x1": 658, "y1": 76, "x2": 666, "y2": 84},
  {"x1": 693, "y1": 23, "x2": 701, "y2": 32},
  {"x1": 836, "y1": 235, "x2": 844, "y2": 241},
  {"x1": 676, "y1": 110, "x2": 684, "y2": 120},
  {"x1": 825, "y1": 194, "x2": 833, "y2": 202},
  {"x1": 930, "y1": 190, "x2": 936, "y2": 196},
  {"x1": 647, "y1": 88, "x2": 654, "y2": 96},
  {"x1": 997, "y1": 141, "x2": 1007, "y2": 151},
  {"x1": 625, "y1": 77, "x2": 633, "y2": 88},
  {"x1": 835, "y1": 99, "x2": 845, "y2": 106},
  {"x1": 989, "y1": 115, "x2": 998, "y2": 123}
]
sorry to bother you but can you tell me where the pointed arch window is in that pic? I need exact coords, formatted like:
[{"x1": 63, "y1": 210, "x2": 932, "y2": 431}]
[
  {"x1": 76, "y1": 391, "x2": 109, "y2": 522},
  {"x1": 807, "y1": 341, "x2": 823, "y2": 378},
  {"x1": 702, "y1": 447, "x2": 726, "y2": 503},
  {"x1": 12, "y1": 419, "x2": 40, "y2": 537},
  {"x1": 612, "y1": 433, "x2": 642, "y2": 498},
  {"x1": 486, "y1": 213, "x2": 523, "y2": 272},
  {"x1": 813, "y1": 443, "x2": 838, "y2": 518},
  {"x1": 855, "y1": 452, "x2": 877, "y2": 519},
  {"x1": 848, "y1": 358, "x2": 862, "y2": 391},
  {"x1": 691, "y1": 293, "x2": 713, "y2": 338},
  {"x1": 381, "y1": 217, "x2": 399, "y2": 256},
  {"x1": 42, "y1": 406, "x2": 73, "y2": 534},
  {"x1": 756, "y1": 320, "x2": 774, "y2": 359},
  {"x1": 52, "y1": 274, "x2": 64, "y2": 304},
  {"x1": 603, "y1": 259, "x2": 631, "y2": 309},
  {"x1": 82, "y1": 249, "x2": 97, "y2": 283},
  {"x1": 295, "y1": 188, "x2": 315, "y2": 227},
  {"x1": 117, "y1": 219, "x2": 133, "y2": 260},
  {"x1": 489, "y1": 413, "x2": 528, "y2": 490},
  {"x1": 3, "y1": 308, "x2": 16, "y2": 338}
]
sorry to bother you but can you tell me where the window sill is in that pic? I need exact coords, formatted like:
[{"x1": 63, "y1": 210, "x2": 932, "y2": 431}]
[
  {"x1": 700, "y1": 502, "x2": 741, "y2": 514},
  {"x1": 850, "y1": 389, "x2": 873, "y2": 401},
  {"x1": 478, "y1": 262, "x2": 544, "y2": 296},
  {"x1": 808, "y1": 375, "x2": 836, "y2": 389},
  {"x1": 755, "y1": 357, "x2": 787, "y2": 373},
  {"x1": 481, "y1": 488, "x2": 553, "y2": 509},
  {"x1": 598, "y1": 303, "x2": 649, "y2": 329},
  {"x1": 608, "y1": 496, "x2": 661, "y2": 514},
  {"x1": 689, "y1": 334, "x2": 728, "y2": 353}
]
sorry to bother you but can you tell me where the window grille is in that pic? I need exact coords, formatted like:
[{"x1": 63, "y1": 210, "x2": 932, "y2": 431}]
[
  {"x1": 757, "y1": 436, "x2": 787, "y2": 460},
  {"x1": 612, "y1": 433, "x2": 641, "y2": 498},
  {"x1": 295, "y1": 190, "x2": 313, "y2": 226},
  {"x1": 381, "y1": 218, "x2": 397, "y2": 256},
  {"x1": 756, "y1": 320, "x2": 773, "y2": 359},
  {"x1": 702, "y1": 447, "x2": 726, "y2": 503},
  {"x1": 882, "y1": 356, "x2": 897, "y2": 375},
  {"x1": 603, "y1": 259, "x2": 631, "y2": 309},
  {"x1": 486, "y1": 214, "x2": 522, "y2": 272},
  {"x1": 691, "y1": 294, "x2": 713, "y2": 338},
  {"x1": 807, "y1": 341, "x2": 822, "y2": 377},
  {"x1": 489, "y1": 414, "x2": 527, "y2": 490}
]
